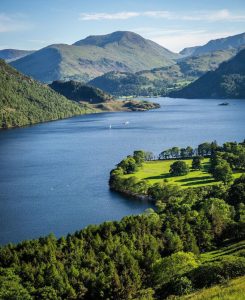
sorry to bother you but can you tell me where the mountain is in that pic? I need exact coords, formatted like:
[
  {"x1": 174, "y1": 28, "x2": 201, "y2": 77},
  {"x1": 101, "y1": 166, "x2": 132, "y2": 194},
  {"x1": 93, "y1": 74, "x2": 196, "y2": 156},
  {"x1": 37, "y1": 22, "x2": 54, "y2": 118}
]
[
  {"x1": 0, "y1": 59, "x2": 92, "y2": 128},
  {"x1": 89, "y1": 49, "x2": 236, "y2": 96},
  {"x1": 180, "y1": 32, "x2": 245, "y2": 57},
  {"x1": 179, "y1": 46, "x2": 199, "y2": 57},
  {"x1": 49, "y1": 80, "x2": 114, "y2": 103},
  {"x1": 170, "y1": 48, "x2": 245, "y2": 99},
  {"x1": 0, "y1": 49, "x2": 35, "y2": 62},
  {"x1": 10, "y1": 31, "x2": 179, "y2": 83}
]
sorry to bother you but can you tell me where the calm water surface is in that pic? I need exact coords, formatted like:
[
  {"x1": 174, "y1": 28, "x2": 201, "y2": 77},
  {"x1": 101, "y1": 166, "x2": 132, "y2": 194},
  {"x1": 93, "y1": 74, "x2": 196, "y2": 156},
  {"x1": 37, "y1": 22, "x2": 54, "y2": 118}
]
[{"x1": 0, "y1": 98, "x2": 245, "y2": 244}]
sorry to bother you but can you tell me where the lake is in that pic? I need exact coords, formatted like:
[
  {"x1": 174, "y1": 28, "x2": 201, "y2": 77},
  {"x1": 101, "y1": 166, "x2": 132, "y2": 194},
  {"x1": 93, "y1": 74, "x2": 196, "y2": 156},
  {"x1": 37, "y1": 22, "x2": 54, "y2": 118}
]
[{"x1": 0, "y1": 97, "x2": 245, "y2": 245}]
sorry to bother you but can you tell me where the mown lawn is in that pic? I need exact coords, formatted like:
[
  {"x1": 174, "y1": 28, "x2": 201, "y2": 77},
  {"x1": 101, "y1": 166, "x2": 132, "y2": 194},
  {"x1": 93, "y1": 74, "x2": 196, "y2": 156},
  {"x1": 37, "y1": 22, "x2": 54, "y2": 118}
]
[
  {"x1": 179, "y1": 276, "x2": 245, "y2": 300},
  {"x1": 123, "y1": 158, "x2": 243, "y2": 189}
]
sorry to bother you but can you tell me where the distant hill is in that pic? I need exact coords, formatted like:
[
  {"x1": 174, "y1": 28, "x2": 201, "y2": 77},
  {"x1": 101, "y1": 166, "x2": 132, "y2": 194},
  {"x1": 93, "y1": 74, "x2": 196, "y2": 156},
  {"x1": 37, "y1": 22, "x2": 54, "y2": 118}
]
[
  {"x1": 170, "y1": 48, "x2": 245, "y2": 99},
  {"x1": 49, "y1": 80, "x2": 114, "y2": 103},
  {"x1": 0, "y1": 60, "x2": 91, "y2": 128},
  {"x1": 89, "y1": 49, "x2": 236, "y2": 96},
  {"x1": 180, "y1": 32, "x2": 245, "y2": 56},
  {"x1": 11, "y1": 31, "x2": 179, "y2": 83},
  {"x1": 0, "y1": 49, "x2": 35, "y2": 62}
]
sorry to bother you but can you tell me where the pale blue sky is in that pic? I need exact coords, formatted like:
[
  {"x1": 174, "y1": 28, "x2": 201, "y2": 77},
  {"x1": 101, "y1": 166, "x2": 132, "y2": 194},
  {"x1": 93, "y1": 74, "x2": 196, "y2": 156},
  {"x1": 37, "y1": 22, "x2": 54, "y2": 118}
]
[{"x1": 1, "y1": 0, "x2": 245, "y2": 52}]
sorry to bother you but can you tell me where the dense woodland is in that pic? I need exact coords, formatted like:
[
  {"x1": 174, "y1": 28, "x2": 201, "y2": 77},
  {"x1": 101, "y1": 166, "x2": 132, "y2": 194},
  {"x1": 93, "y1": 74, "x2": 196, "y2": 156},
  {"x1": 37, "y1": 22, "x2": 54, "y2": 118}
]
[
  {"x1": 0, "y1": 60, "x2": 94, "y2": 128},
  {"x1": 49, "y1": 80, "x2": 114, "y2": 104},
  {"x1": 0, "y1": 141, "x2": 244, "y2": 299}
]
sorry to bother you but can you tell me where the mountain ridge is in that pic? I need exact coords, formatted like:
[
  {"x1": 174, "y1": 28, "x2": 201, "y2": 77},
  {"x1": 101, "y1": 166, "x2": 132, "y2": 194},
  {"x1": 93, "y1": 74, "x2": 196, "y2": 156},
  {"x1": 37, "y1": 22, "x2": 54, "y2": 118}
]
[
  {"x1": 11, "y1": 31, "x2": 179, "y2": 83},
  {"x1": 180, "y1": 32, "x2": 245, "y2": 56},
  {"x1": 170, "y1": 48, "x2": 245, "y2": 99},
  {"x1": 0, "y1": 49, "x2": 35, "y2": 62}
]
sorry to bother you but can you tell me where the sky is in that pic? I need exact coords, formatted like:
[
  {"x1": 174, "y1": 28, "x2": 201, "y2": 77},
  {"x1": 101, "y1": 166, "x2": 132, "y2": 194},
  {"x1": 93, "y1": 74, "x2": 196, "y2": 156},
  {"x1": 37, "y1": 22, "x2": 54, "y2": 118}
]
[{"x1": 0, "y1": 0, "x2": 245, "y2": 52}]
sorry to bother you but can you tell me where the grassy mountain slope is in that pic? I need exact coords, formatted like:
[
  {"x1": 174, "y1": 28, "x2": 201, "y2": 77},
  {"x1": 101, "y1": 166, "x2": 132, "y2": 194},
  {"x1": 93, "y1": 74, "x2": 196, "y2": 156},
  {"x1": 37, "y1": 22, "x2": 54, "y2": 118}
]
[
  {"x1": 0, "y1": 59, "x2": 93, "y2": 128},
  {"x1": 11, "y1": 31, "x2": 179, "y2": 83},
  {"x1": 89, "y1": 49, "x2": 236, "y2": 96},
  {"x1": 180, "y1": 32, "x2": 245, "y2": 56},
  {"x1": 170, "y1": 48, "x2": 245, "y2": 99},
  {"x1": 0, "y1": 49, "x2": 35, "y2": 62},
  {"x1": 182, "y1": 276, "x2": 245, "y2": 300},
  {"x1": 49, "y1": 80, "x2": 114, "y2": 103}
]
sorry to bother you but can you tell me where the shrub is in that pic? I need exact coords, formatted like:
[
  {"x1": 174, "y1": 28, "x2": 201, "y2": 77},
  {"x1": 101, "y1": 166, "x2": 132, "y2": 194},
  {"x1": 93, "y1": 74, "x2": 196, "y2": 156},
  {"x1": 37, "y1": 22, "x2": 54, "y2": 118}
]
[{"x1": 169, "y1": 161, "x2": 190, "y2": 176}]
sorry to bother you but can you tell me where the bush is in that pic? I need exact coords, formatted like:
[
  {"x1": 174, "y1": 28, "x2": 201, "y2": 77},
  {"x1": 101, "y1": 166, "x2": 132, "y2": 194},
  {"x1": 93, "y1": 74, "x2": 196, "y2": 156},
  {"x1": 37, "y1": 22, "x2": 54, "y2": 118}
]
[
  {"x1": 212, "y1": 159, "x2": 233, "y2": 184},
  {"x1": 192, "y1": 156, "x2": 202, "y2": 170},
  {"x1": 171, "y1": 276, "x2": 193, "y2": 295},
  {"x1": 190, "y1": 256, "x2": 245, "y2": 289},
  {"x1": 169, "y1": 161, "x2": 190, "y2": 176}
]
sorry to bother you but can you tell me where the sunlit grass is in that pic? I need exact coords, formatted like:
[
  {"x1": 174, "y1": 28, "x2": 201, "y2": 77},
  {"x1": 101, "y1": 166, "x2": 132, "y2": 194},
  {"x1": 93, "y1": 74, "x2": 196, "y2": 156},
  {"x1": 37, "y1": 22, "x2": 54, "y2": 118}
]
[
  {"x1": 178, "y1": 276, "x2": 245, "y2": 300},
  {"x1": 200, "y1": 240, "x2": 245, "y2": 264},
  {"x1": 123, "y1": 158, "x2": 243, "y2": 189}
]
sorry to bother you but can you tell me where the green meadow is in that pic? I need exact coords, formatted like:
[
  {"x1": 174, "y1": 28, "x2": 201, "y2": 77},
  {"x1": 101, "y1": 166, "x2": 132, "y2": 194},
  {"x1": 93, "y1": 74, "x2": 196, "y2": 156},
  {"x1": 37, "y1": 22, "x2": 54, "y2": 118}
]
[
  {"x1": 177, "y1": 240, "x2": 245, "y2": 300},
  {"x1": 180, "y1": 276, "x2": 245, "y2": 300},
  {"x1": 123, "y1": 158, "x2": 243, "y2": 188}
]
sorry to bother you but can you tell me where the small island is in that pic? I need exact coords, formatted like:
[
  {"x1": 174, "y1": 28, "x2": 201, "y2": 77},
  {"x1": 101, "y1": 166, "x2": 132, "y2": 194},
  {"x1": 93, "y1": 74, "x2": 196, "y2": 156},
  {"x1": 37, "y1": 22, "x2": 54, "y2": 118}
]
[{"x1": 218, "y1": 102, "x2": 229, "y2": 106}]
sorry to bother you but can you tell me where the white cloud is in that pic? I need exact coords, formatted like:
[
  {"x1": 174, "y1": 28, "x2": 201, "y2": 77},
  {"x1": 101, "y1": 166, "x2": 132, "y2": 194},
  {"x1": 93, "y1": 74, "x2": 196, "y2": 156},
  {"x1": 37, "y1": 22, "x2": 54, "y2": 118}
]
[
  {"x1": 0, "y1": 13, "x2": 30, "y2": 33},
  {"x1": 79, "y1": 9, "x2": 245, "y2": 22},
  {"x1": 80, "y1": 12, "x2": 140, "y2": 21},
  {"x1": 132, "y1": 27, "x2": 241, "y2": 52}
]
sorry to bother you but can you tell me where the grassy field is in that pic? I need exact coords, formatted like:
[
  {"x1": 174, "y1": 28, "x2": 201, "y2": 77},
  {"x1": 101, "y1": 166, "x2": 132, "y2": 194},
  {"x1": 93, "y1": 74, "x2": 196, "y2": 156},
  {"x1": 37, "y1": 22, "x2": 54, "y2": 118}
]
[
  {"x1": 177, "y1": 276, "x2": 245, "y2": 300},
  {"x1": 200, "y1": 240, "x2": 245, "y2": 264},
  {"x1": 174, "y1": 240, "x2": 245, "y2": 300},
  {"x1": 123, "y1": 158, "x2": 243, "y2": 189}
]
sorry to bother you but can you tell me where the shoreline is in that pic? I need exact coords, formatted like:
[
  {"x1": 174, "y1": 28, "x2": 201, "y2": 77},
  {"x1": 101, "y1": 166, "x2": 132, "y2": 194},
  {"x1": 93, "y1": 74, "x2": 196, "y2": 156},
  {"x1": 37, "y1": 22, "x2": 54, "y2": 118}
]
[{"x1": 0, "y1": 99, "x2": 160, "y2": 130}]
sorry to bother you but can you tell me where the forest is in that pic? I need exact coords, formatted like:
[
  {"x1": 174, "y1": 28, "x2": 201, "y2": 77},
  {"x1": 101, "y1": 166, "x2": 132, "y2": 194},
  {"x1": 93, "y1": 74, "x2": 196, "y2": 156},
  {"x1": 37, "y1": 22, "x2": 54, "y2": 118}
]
[
  {"x1": 0, "y1": 141, "x2": 244, "y2": 299},
  {"x1": 0, "y1": 60, "x2": 94, "y2": 128}
]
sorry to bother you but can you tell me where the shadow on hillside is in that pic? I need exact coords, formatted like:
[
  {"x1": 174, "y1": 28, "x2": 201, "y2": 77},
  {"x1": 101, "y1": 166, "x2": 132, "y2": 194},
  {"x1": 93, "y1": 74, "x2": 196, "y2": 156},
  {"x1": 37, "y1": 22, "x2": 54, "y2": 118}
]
[
  {"x1": 182, "y1": 179, "x2": 216, "y2": 186},
  {"x1": 145, "y1": 173, "x2": 171, "y2": 180},
  {"x1": 176, "y1": 175, "x2": 211, "y2": 183}
]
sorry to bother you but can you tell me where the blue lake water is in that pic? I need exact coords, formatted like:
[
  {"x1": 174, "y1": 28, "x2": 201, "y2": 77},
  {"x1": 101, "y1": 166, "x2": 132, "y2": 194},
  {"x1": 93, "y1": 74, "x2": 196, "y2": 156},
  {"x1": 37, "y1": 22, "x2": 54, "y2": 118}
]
[{"x1": 0, "y1": 97, "x2": 245, "y2": 245}]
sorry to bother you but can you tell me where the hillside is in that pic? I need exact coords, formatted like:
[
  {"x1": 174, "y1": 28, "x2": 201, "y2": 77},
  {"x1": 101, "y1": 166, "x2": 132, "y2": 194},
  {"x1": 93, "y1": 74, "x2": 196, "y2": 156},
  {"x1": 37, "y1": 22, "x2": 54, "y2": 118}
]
[
  {"x1": 170, "y1": 48, "x2": 245, "y2": 99},
  {"x1": 0, "y1": 170, "x2": 244, "y2": 299},
  {"x1": 10, "y1": 31, "x2": 179, "y2": 83},
  {"x1": 180, "y1": 32, "x2": 245, "y2": 56},
  {"x1": 0, "y1": 60, "x2": 93, "y2": 128},
  {"x1": 89, "y1": 49, "x2": 236, "y2": 96},
  {"x1": 49, "y1": 80, "x2": 114, "y2": 103},
  {"x1": 0, "y1": 49, "x2": 34, "y2": 62},
  {"x1": 180, "y1": 276, "x2": 245, "y2": 300}
]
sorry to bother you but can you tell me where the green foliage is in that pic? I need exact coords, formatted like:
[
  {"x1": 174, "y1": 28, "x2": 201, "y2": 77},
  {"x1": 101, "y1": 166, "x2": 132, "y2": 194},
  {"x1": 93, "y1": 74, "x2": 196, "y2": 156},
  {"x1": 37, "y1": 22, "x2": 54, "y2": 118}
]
[
  {"x1": 190, "y1": 256, "x2": 245, "y2": 288},
  {"x1": 153, "y1": 252, "x2": 199, "y2": 286},
  {"x1": 49, "y1": 80, "x2": 114, "y2": 103},
  {"x1": 212, "y1": 159, "x2": 233, "y2": 184},
  {"x1": 192, "y1": 157, "x2": 202, "y2": 170},
  {"x1": 0, "y1": 268, "x2": 32, "y2": 300},
  {"x1": 117, "y1": 156, "x2": 138, "y2": 174},
  {"x1": 228, "y1": 175, "x2": 245, "y2": 207},
  {"x1": 0, "y1": 179, "x2": 244, "y2": 298},
  {"x1": 0, "y1": 60, "x2": 92, "y2": 128},
  {"x1": 170, "y1": 161, "x2": 190, "y2": 176}
]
